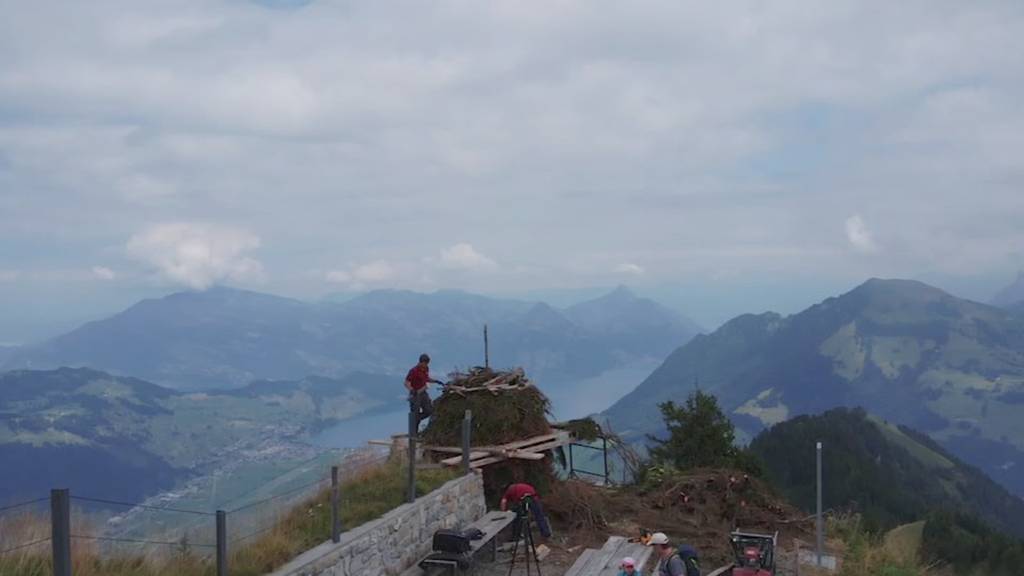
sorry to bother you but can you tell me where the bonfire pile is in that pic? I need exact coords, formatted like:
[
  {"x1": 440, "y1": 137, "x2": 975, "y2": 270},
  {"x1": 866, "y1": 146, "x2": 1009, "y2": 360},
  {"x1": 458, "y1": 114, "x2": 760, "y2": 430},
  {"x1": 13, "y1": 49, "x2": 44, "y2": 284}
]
[
  {"x1": 421, "y1": 367, "x2": 552, "y2": 447},
  {"x1": 421, "y1": 367, "x2": 555, "y2": 503}
]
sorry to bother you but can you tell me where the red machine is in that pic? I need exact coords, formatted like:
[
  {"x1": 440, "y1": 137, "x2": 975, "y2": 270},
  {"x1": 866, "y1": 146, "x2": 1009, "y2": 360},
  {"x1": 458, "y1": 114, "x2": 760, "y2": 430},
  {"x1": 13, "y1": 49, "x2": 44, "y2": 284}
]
[{"x1": 729, "y1": 530, "x2": 776, "y2": 576}]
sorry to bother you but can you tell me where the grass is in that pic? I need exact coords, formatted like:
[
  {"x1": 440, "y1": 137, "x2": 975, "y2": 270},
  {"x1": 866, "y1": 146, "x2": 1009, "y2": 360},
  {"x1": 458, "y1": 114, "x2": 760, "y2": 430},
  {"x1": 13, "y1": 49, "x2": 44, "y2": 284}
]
[
  {"x1": 883, "y1": 521, "x2": 925, "y2": 564},
  {"x1": 829, "y1": 514, "x2": 930, "y2": 576},
  {"x1": 0, "y1": 459, "x2": 457, "y2": 576}
]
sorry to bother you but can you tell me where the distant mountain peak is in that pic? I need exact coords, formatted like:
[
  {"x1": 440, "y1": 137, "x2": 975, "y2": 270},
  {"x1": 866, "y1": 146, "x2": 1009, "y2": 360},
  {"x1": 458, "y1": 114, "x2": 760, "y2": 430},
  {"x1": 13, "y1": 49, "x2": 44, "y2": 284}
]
[
  {"x1": 853, "y1": 277, "x2": 947, "y2": 295},
  {"x1": 606, "y1": 285, "x2": 636, "y2": 299},
  {"x1": 992, "y1": 271, "x2": 1024, "y2": 308}
]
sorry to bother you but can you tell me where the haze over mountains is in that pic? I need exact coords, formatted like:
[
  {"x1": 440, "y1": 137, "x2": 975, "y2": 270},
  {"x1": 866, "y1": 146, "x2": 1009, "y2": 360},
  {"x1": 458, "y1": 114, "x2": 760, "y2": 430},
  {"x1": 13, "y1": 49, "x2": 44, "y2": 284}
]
[
  {"x1": 992, "y1": 271, "x2": 1024, "y2": 309},
  {"x1": 0, "y1": 367, "x2": 396, "y2": 504},
  {"x1": 605, "y1": 278, "x2": 1024, "y2": 497},
  {"x1": 2, "y1": 286, "x2": 700, "y2": 391}
]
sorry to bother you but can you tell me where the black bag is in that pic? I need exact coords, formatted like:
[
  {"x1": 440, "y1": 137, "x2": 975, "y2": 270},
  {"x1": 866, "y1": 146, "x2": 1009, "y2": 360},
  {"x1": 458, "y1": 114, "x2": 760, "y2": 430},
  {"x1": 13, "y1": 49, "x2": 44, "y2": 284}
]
[
  {"x1": 462, "y1": 528, "x2": 485, "y2": 540},
  {"x1": 432, "y1": 529, "x2": 471, "y2": 553}
]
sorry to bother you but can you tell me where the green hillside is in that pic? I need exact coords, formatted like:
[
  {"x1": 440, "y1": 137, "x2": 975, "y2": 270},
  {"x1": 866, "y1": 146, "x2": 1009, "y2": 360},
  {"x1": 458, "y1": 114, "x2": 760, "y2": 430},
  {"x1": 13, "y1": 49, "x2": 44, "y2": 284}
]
[
  {"x1": 0, "y1": 367, "x2": 396, "y2": 504},
  {"x1": 749, "y1": 408, "x2": 1024, "y2": 537},
  {"x1": 750, "y1": 408, "x2": 1024, "y2": 575},
  {"x1": 604, "y1": 278, "x2": 1024, "y2": 497}
]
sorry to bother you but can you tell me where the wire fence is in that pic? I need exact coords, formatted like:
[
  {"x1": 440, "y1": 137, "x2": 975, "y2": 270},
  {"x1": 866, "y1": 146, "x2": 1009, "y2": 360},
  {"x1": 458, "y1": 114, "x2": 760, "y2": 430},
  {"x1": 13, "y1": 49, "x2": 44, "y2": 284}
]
[
  {"x1": 0, "y1": 446, "x2": 392, "y2": 573},
  {"x1": 0, "y1": 495, "x2": 51, "y2": 559}
]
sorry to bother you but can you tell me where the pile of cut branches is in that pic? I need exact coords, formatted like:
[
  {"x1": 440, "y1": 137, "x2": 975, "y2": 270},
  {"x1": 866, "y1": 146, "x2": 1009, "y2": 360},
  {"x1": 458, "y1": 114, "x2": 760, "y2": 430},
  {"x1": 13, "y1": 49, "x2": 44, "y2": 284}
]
[{"x1": 421, "y1": 367, "x2": 555, "y2": 502}]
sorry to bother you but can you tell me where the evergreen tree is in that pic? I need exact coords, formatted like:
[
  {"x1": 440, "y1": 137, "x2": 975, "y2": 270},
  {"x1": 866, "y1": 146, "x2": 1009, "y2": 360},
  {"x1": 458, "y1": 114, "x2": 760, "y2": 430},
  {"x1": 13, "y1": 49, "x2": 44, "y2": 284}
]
[{"x1": 647, "y1": 389, "x2": 739, "y2": 469}]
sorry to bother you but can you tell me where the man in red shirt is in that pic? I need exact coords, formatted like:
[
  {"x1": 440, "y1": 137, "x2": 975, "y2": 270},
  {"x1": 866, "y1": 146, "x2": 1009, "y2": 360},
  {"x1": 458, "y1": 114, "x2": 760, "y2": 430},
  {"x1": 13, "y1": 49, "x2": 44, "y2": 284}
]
[
  {"x1": 500, "y1": 482, "x2": 552, "y2": 538},
  {"x1": 405, "y1": 353, "x2": 443, "y2": 433}
]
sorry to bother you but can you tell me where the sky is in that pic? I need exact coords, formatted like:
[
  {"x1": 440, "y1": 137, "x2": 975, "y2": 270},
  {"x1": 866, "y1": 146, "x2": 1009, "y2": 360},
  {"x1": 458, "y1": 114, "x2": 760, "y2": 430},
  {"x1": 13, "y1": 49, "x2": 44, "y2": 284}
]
[{"x1": 1, "y1": 0, "x2": 1023, "y2": 343}]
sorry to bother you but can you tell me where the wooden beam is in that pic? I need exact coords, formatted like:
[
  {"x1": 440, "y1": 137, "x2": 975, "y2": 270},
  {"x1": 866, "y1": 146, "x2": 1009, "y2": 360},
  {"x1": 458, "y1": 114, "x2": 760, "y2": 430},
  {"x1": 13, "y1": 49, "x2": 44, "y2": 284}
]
[
  {"x1": 439, "y1": 451, "x2": 490, "y2": 466},
  {"x1": 421, "y1": 445, "x2": 465, "y2": 454}
]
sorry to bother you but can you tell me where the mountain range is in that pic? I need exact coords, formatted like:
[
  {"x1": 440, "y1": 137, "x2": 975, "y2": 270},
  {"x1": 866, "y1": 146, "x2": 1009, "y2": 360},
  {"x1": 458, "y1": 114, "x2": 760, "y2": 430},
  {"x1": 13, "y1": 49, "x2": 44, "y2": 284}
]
[
  {"x1": 605, "y1": 278, "x2": 1024, "y2": 497},
  {"x1": 0, "y1": 367, "x2": 396, "y2": 505},
  {"x1": 3, "y1": 286, "x2": 700, "y2": 391}
]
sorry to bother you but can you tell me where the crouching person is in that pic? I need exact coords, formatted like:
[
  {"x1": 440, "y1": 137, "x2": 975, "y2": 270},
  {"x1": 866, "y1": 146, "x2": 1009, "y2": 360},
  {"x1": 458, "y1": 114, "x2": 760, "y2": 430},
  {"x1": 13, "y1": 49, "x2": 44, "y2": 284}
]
[{"x1": 500, "y1": 482, "x2": 553, "y2": 539}]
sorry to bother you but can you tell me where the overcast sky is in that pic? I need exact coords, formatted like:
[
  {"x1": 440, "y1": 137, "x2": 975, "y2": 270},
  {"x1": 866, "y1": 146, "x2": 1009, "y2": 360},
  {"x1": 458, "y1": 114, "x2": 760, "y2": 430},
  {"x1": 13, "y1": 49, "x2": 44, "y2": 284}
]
[{"x1": 1, "y1": 0, "x2": 1023, "y2": 343}]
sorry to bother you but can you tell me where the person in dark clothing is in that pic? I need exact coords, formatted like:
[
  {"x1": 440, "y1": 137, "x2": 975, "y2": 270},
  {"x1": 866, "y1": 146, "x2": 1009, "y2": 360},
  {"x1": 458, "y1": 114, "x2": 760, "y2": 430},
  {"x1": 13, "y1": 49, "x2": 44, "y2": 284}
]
[
  {"x1": 405, "y1": 353, "x2": 443, "y2": 433},
  {"x1": 500, "y1": 482, "x2": 553, "y2": 539}
]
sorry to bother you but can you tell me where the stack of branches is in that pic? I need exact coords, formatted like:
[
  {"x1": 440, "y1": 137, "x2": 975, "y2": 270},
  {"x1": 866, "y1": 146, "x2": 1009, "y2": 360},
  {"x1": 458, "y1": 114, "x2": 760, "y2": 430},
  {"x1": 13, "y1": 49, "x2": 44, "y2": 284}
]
[
  {"x1": 422, "y1": 367, "x2": 551, "y2": 447},
  {"x1": 421, "y1": 367, "x2": 554, "y2": 503},
  {"x1": 545, "y1": 479, "x2": 611, "y2": 533},
  {"x1": 644, "y1": 468, "x2": 801, "y2": 531}
]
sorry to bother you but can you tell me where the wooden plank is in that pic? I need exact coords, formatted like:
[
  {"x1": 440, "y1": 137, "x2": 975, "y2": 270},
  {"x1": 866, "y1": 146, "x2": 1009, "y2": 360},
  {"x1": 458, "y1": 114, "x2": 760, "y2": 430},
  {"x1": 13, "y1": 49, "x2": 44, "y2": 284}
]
[
  {"x1": 438, "y1": 451, "x2": 490, "y2": 466},
  {"x1": 564, "y1": 549, "x2": 598, "y2": 576},
  {"x1": 506, "y1": 452, "x2": 545, "y2": 460},
  {"x1": 420, "y1": 445, "x2": 464, "y2": 454},
  {"x1": 475, "y1": 432, "x2": 561, "y2": 453},
  {"x1": 599, "y1": 542, "x2": 651, "y2": 575},
  {"x1": 466, "y1": 510, "x2": 516, "y2": 554},
  {"x1": 515, "y1": 436, "x2": 573, "y2": 453},
  {"x1": 467, "y1": 437, "x2": 572, "y2": 469},
  {"x1": 586, "y1": 538, "x2": 624, "y2": 574},
  {"x1": 436, "y1": 430, "x2": 574, "y2": 469}
]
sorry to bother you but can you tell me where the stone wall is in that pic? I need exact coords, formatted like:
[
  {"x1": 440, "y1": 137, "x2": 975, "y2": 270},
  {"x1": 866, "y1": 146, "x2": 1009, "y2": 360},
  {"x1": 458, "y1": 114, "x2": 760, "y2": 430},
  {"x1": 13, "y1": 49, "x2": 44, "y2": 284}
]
[{"x1": 270, "y1": 472, "x2": 486, "y2": 576}]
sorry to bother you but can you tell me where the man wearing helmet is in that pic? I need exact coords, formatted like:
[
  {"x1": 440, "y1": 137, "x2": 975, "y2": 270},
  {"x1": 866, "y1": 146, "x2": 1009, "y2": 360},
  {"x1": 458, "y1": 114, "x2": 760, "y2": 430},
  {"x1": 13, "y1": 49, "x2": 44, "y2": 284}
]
[{"x1": 405, "y1": 353, "x2": 443, "y2": 433}]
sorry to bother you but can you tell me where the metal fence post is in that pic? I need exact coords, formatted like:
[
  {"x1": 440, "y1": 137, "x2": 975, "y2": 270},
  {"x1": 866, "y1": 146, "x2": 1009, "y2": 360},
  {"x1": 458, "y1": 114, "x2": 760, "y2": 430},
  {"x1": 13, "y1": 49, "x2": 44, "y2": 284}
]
[
  {"x1": 331, "y1": 465, "x2": 341, "y2": 543},
  {"x1": 461, "y1": 410, "x2": 472, "y2": 475},
  {"x1": 51, "y1": 488, "x2": 71, "y2": 576},
  {"x1": 217, "y1": 510, "x2": 227, "y2": 576},
  {"x1": 407, "y1": 411, "x2": 417, "y2": 503},
  {"x1": 816, "y1": 441, "x2": 823, "y2": 567},
  {"x1": 568, "y1": 443, "x2": 574, "y2": 477},
  {"x1": 602, "y1": 436, "x2": 609, "y2": 484}
]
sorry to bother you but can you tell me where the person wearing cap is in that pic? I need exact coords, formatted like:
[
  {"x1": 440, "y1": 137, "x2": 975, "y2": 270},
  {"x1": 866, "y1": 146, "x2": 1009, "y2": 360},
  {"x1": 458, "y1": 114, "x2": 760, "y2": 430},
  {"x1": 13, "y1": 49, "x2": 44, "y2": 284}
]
[
  {"x1": 647, "y1": 532, "x2": 686, "y2": 576},
  {"x1": 405, "y1": 353, "x2": 443, "y2": 433},
  {"x1": 618, "y1": 556, "x2": 643, "y2": 576}
]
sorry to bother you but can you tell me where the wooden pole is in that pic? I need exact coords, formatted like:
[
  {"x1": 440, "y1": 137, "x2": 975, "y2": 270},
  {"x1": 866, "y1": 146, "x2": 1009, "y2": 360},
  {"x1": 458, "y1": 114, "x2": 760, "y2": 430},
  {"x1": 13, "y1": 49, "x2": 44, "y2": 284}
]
[
  {"x1": 484, "y1": 324, "x2": 489, "y2": 369},
  {"x1": 51, "y1": 489, "x2": 71, "y2": 576}
]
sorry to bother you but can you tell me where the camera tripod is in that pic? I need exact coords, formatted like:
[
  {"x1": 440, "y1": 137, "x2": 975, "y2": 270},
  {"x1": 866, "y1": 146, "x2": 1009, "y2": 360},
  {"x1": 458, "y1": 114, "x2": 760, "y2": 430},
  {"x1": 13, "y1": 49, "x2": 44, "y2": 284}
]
[{"x1": 507, "y1": 496, "x2": 543, "y2": 576}]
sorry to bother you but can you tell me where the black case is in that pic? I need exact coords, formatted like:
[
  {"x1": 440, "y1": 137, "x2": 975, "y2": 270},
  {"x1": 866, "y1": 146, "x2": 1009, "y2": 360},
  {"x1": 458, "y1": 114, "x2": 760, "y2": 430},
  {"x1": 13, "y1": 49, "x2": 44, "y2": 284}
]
[{"x1": 432, "y1": 529, "x2": 471, "y2": 553}]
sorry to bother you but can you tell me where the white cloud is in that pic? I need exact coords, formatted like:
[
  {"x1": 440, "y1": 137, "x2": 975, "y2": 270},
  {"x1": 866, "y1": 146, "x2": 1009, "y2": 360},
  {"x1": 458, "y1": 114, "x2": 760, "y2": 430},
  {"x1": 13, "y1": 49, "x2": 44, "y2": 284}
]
[
  {"x1": 615, "y1": 263, "x2": 645, "y2": 275},
  {"x1": 439, "y1": 243, "x2": 497, "y2": 271},
  {"x1": 845, "y1": 215, "x2": 878, "y2": 253},
  {"x1": 0, "y1": 0, "x2": 1023, "y2": 305},
  {"x1": 325, "y1": 270, "x2": 352, "y2": 284},
  {"x1": 91, "y1": 266, "x2": 116, "y2": 280},
  {"x1": 326, "y1": 260, "x2": 399, "y2": 289},
  {"x1": 0, "y1": 270, "x2": 20, "y2": 283},
  {"x1": 351, "y1": 260, "x2": 397, "y2": 283},
  {"x1": 126, "y1": 222, "x2": 264, "y2": 289}
]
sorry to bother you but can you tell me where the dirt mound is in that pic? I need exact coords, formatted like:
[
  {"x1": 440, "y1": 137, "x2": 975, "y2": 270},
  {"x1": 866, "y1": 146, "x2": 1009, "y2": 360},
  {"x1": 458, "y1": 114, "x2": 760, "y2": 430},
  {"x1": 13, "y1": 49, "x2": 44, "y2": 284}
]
[{"x1": 545, "y1": 470, "x2": 813, "y2": 567}]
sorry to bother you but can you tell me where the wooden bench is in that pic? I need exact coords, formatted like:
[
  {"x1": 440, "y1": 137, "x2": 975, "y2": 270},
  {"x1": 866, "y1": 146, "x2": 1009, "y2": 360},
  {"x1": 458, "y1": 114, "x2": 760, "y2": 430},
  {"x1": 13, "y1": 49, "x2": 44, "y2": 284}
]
[
  {"x1": 564, "y1": 535, "x2": 654, "y2": 576},
  {"x1": 415, "y1": 510, "x2": 517, "y2": 575}
]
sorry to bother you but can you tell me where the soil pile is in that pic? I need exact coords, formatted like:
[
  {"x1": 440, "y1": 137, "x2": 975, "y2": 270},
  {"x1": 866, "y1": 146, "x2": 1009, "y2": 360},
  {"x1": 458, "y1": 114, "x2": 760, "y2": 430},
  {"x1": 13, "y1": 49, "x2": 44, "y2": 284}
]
[{"x1": 545, "y1": 470, "x2": 812, "y2": 567}]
